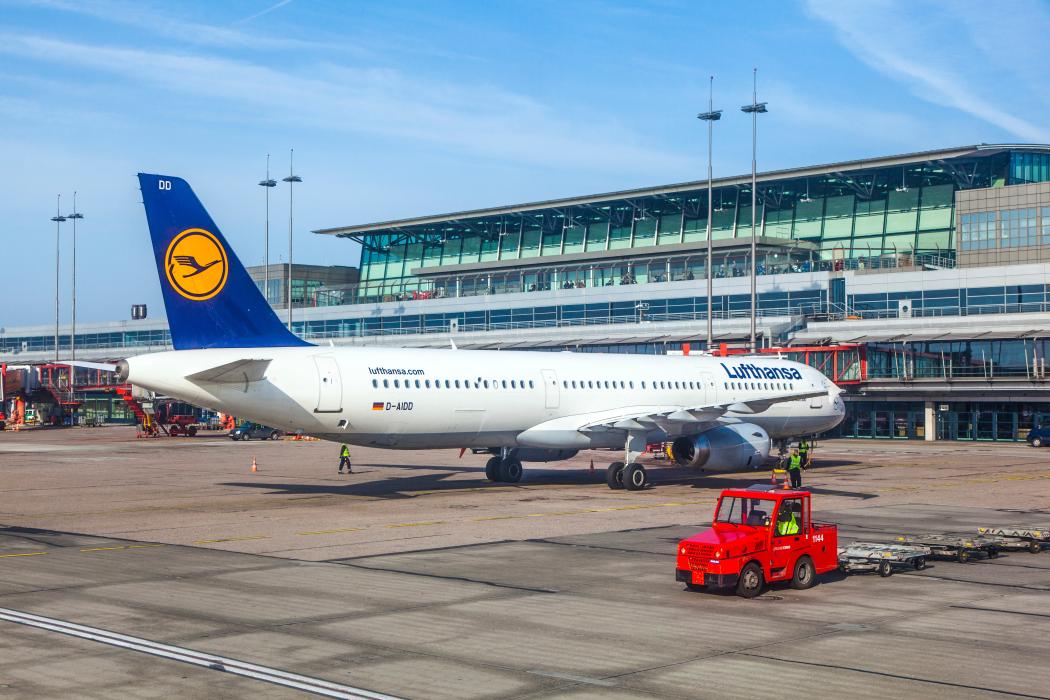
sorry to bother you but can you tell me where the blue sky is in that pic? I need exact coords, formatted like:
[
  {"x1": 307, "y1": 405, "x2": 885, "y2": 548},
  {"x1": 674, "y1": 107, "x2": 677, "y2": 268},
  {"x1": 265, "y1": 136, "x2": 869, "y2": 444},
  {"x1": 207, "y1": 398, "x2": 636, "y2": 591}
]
[{"x1": 2, "y1": 0, "x2": 1049, "y2": 327}]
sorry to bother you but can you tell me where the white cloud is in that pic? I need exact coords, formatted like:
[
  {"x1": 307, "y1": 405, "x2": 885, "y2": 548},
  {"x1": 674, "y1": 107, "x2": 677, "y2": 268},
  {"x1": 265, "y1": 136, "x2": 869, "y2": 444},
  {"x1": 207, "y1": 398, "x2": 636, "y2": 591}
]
[
  {"x1": 0, "y1": 33, "x2": 689, "y2": 174},
  {"x1": 805, "y1": 0, "x2": 1050, "y2": 143}
]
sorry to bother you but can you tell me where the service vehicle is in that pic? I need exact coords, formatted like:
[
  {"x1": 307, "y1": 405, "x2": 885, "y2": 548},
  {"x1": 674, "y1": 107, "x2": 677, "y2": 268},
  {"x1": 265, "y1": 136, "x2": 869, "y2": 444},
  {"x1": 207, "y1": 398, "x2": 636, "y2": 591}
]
[
  {"x1": 230, "y1": 422, "x2": 283, "y2": 441},
  {"x1": 676, "y1": 486, "x2": 838, "y2": 598},
  {"x1": 165, "y1": 414, "x2": 200, "y2": 437},
  {"x1": 1026, "y1": 425, "x2": 1050, "y2": 447}
]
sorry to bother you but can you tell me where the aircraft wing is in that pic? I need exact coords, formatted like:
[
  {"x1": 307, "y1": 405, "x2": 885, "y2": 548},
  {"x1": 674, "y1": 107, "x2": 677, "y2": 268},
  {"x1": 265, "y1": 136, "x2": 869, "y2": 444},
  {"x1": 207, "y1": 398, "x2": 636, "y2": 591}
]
[
  {"x1": 185, "y1": 358, "x2": 272, "y2": 384},
  {"x1": 578, "y1": 388, "x2": 829, "y2": 434}
]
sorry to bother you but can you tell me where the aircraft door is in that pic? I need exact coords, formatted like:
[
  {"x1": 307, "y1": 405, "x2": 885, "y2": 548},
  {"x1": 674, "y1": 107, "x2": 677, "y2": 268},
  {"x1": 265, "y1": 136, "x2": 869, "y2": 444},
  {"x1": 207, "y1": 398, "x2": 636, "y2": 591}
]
[
  {"x1": 313, "y1": 356, "x2": 343, "y2": 413},
  {"x1": 701, "y1": 372, "x2": 715, "y2": 405},
  {"x1": 541, "y1": 369, "x2": 560, "y2": 409}
]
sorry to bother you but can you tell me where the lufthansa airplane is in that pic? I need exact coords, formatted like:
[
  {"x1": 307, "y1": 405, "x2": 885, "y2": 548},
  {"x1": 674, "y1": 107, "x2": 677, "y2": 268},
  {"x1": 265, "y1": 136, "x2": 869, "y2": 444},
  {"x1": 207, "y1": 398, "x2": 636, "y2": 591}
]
[{"x1": 89, "y1": 174, "x2": 845, "y2": 491}]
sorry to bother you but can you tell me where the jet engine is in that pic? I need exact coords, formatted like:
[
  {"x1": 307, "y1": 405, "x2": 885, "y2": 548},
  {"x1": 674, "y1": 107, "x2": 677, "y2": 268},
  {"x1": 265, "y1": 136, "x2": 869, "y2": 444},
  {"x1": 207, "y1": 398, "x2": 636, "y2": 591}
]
[{"x1": 670, "y1": 424, "x2": 770, "y2": 472}]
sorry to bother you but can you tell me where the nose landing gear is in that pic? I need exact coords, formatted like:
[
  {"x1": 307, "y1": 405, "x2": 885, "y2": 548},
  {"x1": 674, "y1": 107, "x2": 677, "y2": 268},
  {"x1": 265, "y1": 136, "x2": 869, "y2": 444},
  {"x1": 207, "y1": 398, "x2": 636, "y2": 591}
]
[{"x1": 606, "y1": 431, "x2": 649, "y2": 490}]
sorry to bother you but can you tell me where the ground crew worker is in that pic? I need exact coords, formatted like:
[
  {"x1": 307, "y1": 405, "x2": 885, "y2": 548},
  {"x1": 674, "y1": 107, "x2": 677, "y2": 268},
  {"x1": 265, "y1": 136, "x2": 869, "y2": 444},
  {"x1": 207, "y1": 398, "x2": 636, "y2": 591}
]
[
  {"x1": 776, "y1": 505, "x2": 800, "y2": 535},
  {"x1": 338, "y1": 444, "x2": 353, "y2": 474},
  {"x1": 798, "y1": 438, "x2": 811, "y2": 468},
  {"x1": 787, "y1": 448, "x2": 803, "y2": 489}
]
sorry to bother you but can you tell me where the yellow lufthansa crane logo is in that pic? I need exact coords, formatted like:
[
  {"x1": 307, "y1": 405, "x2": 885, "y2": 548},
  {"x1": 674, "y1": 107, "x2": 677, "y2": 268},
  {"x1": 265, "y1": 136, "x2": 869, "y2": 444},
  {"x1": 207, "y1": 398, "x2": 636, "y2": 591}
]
[{"x1": 164, "y1": 228, "x2": 229, "y2": 301}]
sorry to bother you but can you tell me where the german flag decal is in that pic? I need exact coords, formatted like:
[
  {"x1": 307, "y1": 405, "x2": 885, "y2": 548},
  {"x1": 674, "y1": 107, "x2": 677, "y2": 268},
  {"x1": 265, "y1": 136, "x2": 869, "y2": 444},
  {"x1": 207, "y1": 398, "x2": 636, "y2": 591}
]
[{"x1": 372, "y1": 402, "x2": 385, "y2": 411}]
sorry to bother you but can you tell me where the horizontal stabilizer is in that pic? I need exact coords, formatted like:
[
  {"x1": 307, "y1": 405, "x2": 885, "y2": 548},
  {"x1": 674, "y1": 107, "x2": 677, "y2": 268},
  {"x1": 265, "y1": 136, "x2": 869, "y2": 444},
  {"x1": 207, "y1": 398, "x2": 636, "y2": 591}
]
[
  {"x1": 186, "y1": 359, "x2": 271, "y2": 384},
  {"x1": 59, "y1": 360, "x2": 118, "y2": 372}
]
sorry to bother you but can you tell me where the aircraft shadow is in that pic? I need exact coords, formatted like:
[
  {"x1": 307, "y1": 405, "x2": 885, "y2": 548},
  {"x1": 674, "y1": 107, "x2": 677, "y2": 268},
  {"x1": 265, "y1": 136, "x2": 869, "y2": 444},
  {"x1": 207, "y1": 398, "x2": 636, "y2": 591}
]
[{"x1": 218, "y1": 458, "x2": 874, "y2": 500}]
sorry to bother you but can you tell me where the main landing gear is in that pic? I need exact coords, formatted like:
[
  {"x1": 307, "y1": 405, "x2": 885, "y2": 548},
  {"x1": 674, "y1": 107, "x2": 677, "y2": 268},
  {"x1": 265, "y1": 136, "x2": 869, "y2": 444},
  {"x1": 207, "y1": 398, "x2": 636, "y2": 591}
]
[
  {"x1": 485, "y1": 449, "x2": 523, "y2": 483},
  {"x1": 606, "y1": 431, "x2": 649, "y2": 491}
]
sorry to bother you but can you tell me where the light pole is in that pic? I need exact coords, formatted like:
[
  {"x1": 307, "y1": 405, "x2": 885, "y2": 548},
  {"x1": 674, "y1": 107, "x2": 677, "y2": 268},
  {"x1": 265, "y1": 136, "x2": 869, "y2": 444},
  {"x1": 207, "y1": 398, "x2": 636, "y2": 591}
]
[
  {"x1": 697, "y1": 76, "x2": 722, "y2": 351},
  {"x1": 258, "y1": 154, "x2": 277, "y2": 307},
  {"x1": 67, "y1": 194, "x2": 83, "y2": 362},
  {"x1": 282, "y1": 149, "x2": 302, "y2": 331},
  {"x1": 51, "y1": 196, "x2": 66, "y2": 364},
  {"x1": 740, "y1": 67, "x2": 767, "y2": 353}
]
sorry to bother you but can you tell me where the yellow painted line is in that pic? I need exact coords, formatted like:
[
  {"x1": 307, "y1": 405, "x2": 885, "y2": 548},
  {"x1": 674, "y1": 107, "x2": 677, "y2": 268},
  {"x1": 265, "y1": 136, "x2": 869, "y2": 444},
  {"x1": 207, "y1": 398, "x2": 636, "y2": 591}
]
[
  {"x1": 385, "y1": 521, "x2": 446, "y2": 528},
  {"x1": 78, "y1": 544, "x2": 165, "y2": 553},
  {"x1": 471, "y1": 515, "x2": 521, "y2": 522},
  {"x1": 79, "y1": 546, "x2": 127, "y2": 552},
  {"x1": 193, "y1": 535, "x2": 269, "y2": 544},
  {"x1": 297, "y1": 527, "x2": 365, "y2": 536},
  {"x1": 0, "y1": 552, "x2": 46, "y2": 559}
]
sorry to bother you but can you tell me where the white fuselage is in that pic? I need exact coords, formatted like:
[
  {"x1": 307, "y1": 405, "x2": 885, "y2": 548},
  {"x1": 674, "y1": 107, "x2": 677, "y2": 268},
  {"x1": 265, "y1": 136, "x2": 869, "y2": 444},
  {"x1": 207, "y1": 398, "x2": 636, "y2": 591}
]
[{"x1": 124, "y1": 346, "x2": 845, "y2": 450}]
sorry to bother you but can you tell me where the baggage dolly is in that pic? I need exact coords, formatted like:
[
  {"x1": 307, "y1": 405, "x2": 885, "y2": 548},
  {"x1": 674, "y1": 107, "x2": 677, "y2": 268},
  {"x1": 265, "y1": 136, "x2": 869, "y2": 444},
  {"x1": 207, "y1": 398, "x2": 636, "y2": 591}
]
[
  {"x1": 837, "y1": 542, "x2": 932, "y2": 577},
  {"x1": 895, "y1": 534, "x2": 1002, "y2": 563},
  {"x1": 976, "y1": 526, "x2": 1049, "y2": 553}
]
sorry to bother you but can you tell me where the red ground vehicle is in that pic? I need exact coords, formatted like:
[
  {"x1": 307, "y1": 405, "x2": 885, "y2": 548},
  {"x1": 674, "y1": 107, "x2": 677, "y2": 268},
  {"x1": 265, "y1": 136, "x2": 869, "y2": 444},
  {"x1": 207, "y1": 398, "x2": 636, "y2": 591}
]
[
  {"x1": 165, "y1": 415, "x2": 199, "y2": 437},
  {"x1": 676, "y1": 487, "x2": 838, "y2": 598}
]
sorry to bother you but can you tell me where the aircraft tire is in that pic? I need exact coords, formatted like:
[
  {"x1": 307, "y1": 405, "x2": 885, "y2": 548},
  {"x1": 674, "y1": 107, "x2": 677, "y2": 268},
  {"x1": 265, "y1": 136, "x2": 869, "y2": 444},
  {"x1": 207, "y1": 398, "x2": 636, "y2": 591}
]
[
  {"x1": 624, "y1": 463, "x2": 646, "y2": 491},
  {"x1": 500, "y1": 459, "x2": 523, "y2": 483},
  {"x1": 485, "y1": 456, "x2": 501, "y2": 482},
  {"x1": 606, "y1": 462, "x2": 625, "y2": 490}
]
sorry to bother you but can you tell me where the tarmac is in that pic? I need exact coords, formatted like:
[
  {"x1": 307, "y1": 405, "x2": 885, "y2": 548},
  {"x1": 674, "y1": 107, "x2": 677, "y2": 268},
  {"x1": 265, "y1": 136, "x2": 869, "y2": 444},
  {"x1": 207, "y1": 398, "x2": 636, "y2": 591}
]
[{"x1": 1, "y1": 427, "x2": 1049, "y2": 699}]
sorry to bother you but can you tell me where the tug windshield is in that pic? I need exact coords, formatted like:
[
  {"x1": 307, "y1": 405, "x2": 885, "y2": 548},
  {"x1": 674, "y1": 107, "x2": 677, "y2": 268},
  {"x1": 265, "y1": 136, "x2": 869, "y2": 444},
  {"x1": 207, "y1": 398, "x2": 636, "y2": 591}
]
[{"x1": 715, "y1": 497, "x2": 777, "y2": 527}]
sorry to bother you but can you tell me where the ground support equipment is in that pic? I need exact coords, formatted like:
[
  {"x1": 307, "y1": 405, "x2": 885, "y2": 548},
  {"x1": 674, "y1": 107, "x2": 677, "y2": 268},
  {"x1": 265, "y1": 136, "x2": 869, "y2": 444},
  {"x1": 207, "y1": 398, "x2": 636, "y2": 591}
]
[
  {"x1": 837, "y1": 542, "x2": 932, "y2": 577},
  {"x1": 895, "y1": 534, "x2": 1003, "y2": 563},
  {"x1": 976, "y1": 526, "x2": 1049, "y2": 553}
]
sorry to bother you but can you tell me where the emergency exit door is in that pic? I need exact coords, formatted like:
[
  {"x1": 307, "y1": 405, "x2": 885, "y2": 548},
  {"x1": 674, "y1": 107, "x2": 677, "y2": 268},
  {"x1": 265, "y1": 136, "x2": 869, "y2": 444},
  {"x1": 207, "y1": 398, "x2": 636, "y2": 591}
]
[
  {"x1": 541, "y1": 369, "x2": 560, "y2": 409},
  {"x1": 314, "y1": 356, "x2": 343, "y2": 413}
]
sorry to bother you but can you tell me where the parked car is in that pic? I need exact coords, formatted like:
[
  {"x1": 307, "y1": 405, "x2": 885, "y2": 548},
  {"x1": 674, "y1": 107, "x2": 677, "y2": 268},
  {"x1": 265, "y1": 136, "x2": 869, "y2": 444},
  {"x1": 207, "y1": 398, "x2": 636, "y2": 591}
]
[
  {"x1": 1027, "y1": 425, "x2": 1050, "y2": 447},
  {"x1": 229, "y1": 423, "x2": 283, "y2": 441}
]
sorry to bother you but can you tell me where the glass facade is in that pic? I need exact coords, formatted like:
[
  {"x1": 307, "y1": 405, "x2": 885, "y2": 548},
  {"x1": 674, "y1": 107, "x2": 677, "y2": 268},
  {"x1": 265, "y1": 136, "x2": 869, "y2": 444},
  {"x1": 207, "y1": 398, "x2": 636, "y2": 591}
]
[
  {"x1": 834, "y1": 400, "x2": 1050, "y2": 442},
  {"x1": 961, "y1": 208, "x2": 1045, "y2": 251},
  {"x1": 345, "y1": 149, "x2": 1050, "y2": 301}
]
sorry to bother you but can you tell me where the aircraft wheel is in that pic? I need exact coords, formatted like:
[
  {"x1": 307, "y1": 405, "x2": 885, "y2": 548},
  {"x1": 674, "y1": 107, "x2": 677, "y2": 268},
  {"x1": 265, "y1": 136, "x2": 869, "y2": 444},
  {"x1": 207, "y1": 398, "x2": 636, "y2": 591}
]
[
  {"x1": 485, "y1": 456, "x2": 501, "y2": 482},
  {"x1": 624, "y1": 463, "x2": 647, "y2": 491},
  {"x1": 499, "y1": 459, "x2": 523, "y2": 483},
  {"x1": 188, "y1": 426, "x2": 198, "y2": 437},
  {"x1": 606, "y1": 462, "x2": 625, "y2": 490}
]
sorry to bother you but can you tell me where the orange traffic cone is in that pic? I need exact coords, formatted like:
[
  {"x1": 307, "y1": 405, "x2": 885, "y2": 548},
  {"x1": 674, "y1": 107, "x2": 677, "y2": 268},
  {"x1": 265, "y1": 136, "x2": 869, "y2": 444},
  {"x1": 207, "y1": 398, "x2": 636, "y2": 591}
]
[{"x1": 250, "y1": 456, "x2": 258, "y2": 473}]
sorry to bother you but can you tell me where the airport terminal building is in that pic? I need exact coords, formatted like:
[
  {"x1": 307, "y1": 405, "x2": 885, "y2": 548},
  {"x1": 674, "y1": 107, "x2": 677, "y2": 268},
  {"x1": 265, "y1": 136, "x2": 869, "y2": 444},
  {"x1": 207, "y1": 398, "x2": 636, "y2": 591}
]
[{"x1": 5, "y1": 143, "x2": 1050, "y2": 441}]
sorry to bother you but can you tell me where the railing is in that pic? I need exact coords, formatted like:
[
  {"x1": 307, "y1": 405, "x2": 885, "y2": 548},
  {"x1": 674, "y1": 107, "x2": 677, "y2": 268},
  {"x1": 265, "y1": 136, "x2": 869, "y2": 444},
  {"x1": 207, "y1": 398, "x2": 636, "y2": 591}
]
[{"x1": 315, "y1": 250, "x2": 955, "y2": 307}]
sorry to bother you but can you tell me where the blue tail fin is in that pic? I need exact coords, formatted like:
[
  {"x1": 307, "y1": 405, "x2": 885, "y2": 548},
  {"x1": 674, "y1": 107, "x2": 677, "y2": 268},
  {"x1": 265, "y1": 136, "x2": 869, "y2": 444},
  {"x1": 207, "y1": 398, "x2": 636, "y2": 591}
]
[{"x1": 138, "y1": 173, "x2": 310, "y2": 350}]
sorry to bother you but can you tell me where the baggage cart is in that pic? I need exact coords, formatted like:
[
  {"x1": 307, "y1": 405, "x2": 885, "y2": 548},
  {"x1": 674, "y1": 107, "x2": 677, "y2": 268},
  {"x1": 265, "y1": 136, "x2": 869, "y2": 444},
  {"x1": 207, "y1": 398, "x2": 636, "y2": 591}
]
[
  {"x1": 895, "y1": 534, "x2": 1001, "y2": 563},
  {"x1": 976, "y1": 526, "x2": 1048, "y2": 553},
  {"x1": 837, "y1": 542, "x2": 932, "y2": 577}
]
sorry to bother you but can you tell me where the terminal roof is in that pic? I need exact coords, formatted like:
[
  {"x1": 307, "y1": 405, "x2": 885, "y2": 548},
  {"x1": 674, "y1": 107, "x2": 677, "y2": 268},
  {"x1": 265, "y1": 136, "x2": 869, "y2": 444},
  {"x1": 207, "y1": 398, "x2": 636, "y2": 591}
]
[{"x1": 313, "y1": 144, "x2": 1050, "y2": 238}]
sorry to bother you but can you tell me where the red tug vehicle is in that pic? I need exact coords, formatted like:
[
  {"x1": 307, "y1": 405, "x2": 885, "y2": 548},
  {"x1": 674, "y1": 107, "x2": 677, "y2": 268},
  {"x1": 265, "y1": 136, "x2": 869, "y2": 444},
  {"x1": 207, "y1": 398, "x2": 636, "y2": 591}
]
[{"x1": 676, "y1": 487, "x2": 838, "y2": 598}]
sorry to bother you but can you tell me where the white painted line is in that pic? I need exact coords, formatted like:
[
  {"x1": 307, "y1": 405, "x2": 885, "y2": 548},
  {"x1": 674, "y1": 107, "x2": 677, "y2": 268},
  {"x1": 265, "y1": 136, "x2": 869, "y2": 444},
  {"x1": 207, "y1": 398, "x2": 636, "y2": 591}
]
[{"x1": 0, "y1": 607, "x2": 402, "y2": 700}]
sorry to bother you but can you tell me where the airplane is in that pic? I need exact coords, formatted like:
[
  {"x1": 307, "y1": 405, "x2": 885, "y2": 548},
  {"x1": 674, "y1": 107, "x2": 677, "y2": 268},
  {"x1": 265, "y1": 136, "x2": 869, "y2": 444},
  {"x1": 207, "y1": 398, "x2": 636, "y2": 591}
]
[{"x1": 82, "y1": 174, "x2": 845, "y2": 491}]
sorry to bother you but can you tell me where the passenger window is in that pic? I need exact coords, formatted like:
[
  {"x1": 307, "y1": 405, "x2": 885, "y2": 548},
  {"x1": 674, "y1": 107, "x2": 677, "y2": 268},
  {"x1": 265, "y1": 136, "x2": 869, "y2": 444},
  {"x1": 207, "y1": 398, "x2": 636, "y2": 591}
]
[
  {"x1": 372, "y1": 379, "x2": 378, "y2": 388},
  {"x1": 512, "y1": 380, "x2": 518, "y2": 388},
  {"x1": 629, "y1": 381, "x2": 635, "y2": 389},
  {"x1": 455, "y1": 380, "x2": 461, "y2": 388},
  {"x1": 383, "y1": 379, "x2": 389, "y2": 388},
  {"x1": 444, "y1": 380, "x2": 450, "y2": 388},
  {"x1": 528, "y1": 380, "x2": 535, "y2": 388},
  {"x1": 394, "y1": 379, "x2": 400, "y2": 388},
  {"x1": 562, "y1": 381, "x2": 567, "y2": 388},
  {"x1": 415, "y1": 379, "x2": 421, "y2": 388},
  {"x1": 502, "y1": 380, "x2": 507, "y2": 389},
  {"x1": 571, "y1": 380, "x2": 577, "y2": 388},
  {"x1": 483, "y1": 380, "x2": 489, "y2": 388}
]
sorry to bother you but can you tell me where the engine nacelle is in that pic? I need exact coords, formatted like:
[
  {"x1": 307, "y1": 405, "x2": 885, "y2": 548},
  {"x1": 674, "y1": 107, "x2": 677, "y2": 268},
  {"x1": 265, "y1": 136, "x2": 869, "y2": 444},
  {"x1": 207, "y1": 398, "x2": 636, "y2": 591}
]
[{"x1": 670, "y1": 424, "x2": 770, "y2": 472}]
